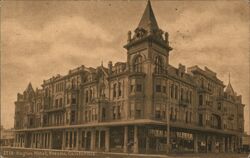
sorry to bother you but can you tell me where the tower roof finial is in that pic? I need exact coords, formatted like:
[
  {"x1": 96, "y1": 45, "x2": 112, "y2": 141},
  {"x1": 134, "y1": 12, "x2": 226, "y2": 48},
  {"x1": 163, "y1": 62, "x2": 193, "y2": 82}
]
[{"x1": 229, "y1": 72, "x2": 231, "y2": 83}]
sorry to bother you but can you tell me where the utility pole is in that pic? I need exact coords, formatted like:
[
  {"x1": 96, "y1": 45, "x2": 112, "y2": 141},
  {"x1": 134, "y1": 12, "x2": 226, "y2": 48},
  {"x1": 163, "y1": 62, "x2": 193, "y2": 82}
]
[{"x1": 167, "y1": 96, "x2": 170, "y2": 154}]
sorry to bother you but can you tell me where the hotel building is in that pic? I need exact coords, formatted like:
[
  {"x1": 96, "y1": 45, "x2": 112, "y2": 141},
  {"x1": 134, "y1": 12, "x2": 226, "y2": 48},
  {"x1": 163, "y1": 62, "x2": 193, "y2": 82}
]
[{"x1": 13, "y1": 0, "x2": 245, "y2": 154}]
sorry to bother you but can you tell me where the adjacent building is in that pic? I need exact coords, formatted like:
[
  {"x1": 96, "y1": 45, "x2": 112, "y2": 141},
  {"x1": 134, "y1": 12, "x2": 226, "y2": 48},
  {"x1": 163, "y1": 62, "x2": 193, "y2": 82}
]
[
  {"x1": 0, "y1": 126, "x2": 14, "y2": 147},
  {"x1": 13, "y1": 0, "x2": 245, "y2": 154}
]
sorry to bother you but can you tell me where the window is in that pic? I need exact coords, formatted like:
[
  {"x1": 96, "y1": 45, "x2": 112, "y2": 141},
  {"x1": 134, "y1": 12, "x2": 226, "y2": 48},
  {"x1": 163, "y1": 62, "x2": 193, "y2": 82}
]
[
  {"x1": 170, "y1": 107, "x2": 173, "y2": 120},
  {"x1": 189, "y1": 91, "x2": 192, "y2": 104},
  {"x1": 85, "y1": 91, "x2": 88, "y2": 103},
  {"x1": 136, "y1": 110, "x2": 141, "y2": 118},
  {"x1": 117, "y1": 106, "x2": 121, "y2": 119},
  {"x1": 180, "y1": 88, "x2": 184, "y2": 100},
  {"x1": 162, "y1": 111, "x2": 166, "y2": 119},
  {"x1": 55, "y1": 99, "x2": 59, "y2": 107},
  {"x1": 170, "y1": 84, "x2": 174, "y2": 98},
  {"x1": 185, "y1": 111, "x2": 189, "y2": 123},
  {"x1": 199, "y1": 95, "x2": 203, "y2": 106},
  {"x1": 113, "y1": 84, "x2": 117, "y2": 98},
  {"x1": 72, "y1": 96, "x2": 76, "y2": 104},
  {"x1": 163, "y1": 86, "x2": 166, "y2": 93},
  {"x1": 89, "y1": 89, "x2": 93, "y2": 101},
  {"x1": 102, "y1": 108, "x2": 106, "y2": 121},
  {"x1": 59, "y1": 98, "x2": 62, "y2": 107},
  {"x1": 199, "y1": 114, "x2": 203, "y2": 126},
  {"x1": 136, "y1": 84, "x2": 142, "y2": 92},
  {"x1": 201, "y1": 78, "x2": 204, "y2": 88},
  {"x1": 71, "y1": 111, "x2": 75, "y2": 123},
  {"x1": 175, "y1": 85, "x2": 178, "y2": 99},
  {"x1": 85, "y1": 111, "x2": 88, "y2": 122},
  {"x1": 112, "y1": 106, "x2": 116, "y2": 119},
  {"x1": 189, "y1": 112, "x2": 192, "y2": 123},
  {"x1": 155, "y1": 110, "x2": 161, "y2": 119},
  {"x1": 130, "y1": 85, "x2": 134, "y2": 93},
  {"x1": 155, "y1": 56, "x2": 163, "y2": 74},
  {"x1": 175, "y1": 108, "x2": 178, "y2": 120},
  {"x1": 156, "y1": 85, "x2": 161, "y2": 92},
  {"x1": 133, "y1": 55, "x2": 142, "y2": 72},
  {"x1": 118, "y1": 82, "x2": 122, "y2": 97}
]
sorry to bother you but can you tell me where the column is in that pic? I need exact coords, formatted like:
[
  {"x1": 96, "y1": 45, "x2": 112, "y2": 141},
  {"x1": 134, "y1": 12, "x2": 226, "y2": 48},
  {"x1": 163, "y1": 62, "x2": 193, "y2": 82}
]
[
  {"x1": 123, "y1": 126, "x2": 128, "y2": 153},
  {"x1": 67, "y1": 131, "x2": 70, "y2": 149},
  {"x1": 98, "y1": 130, "x2": 101, "y2": 150},
  {"x1": 49, "y1": 132, "x2": 53, "y2": 149},
  {"x1": 46, "y1": 133, "x2": 49, "y2": 149},
  {"x1": 43, "y1": 133, "x2": 46, "y2": 148},
  {"x1": 91, "y1": 129, "x2": 96, "y2": 151},
  {"x1": 146, "y1": 136, "x2": 149, "y2": 153},
  {"x1": 31, "y1": 134, "x2": 33, "y2": 148},
  {"x1": 72, "y1": 130, "x2": 75, "y2": 149},
  {"x1": 221, "y1": 137, "x2": 225, "y2": 153},
  {"x1": 206, "y1": 135, "x2": 209, "y2": 153},
  {"x1": 133, "y1": 125, "x2": 139, "y2": 153},
  {"x1": 76, "y1": 129, "x2": 80, "y2": 150},
  {"x1": 84, "y1": 131, "x2": 87, "y2": 150},
  {"x1": 226, "y1": 137, "x2": 230, "y2": 152},
  {"x1": 62, "y1": 131, "x2": 66, "y2": 150},
  {"x1": 105, "y1": 129, "x2": 110, "y2": 152},
  {"x1": 194, "y1": 133, "x2": 198, "y2": 153},
  {"x1": 211, "y1": 136, "x2": 216, "y2": 153}
]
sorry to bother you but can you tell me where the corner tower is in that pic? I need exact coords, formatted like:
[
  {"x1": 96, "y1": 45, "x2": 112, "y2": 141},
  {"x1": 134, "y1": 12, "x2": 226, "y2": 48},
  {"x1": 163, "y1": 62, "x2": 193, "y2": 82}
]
[
  {"x1": 124, "y1": 0, "x2": 172, "y2": 71},
  {"x1": 124, "y1": 0, "x2": 172, "y2": 119}
]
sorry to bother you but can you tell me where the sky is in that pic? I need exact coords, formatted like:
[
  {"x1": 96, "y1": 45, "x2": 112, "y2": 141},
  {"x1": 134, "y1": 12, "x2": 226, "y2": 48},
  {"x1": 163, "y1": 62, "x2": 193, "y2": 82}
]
[{"x1": 1, "y1": 0, "x2": 249, "y2": 133}]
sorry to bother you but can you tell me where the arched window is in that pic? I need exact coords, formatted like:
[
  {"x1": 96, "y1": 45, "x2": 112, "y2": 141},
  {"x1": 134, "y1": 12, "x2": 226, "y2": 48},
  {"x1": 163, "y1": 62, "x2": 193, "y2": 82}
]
[
  {"x1": 133, "y1": 55, "x2": 142, "y2": 72},
  {"x1": 155, "y1": 56, "x2": 163, "y2": 74}
]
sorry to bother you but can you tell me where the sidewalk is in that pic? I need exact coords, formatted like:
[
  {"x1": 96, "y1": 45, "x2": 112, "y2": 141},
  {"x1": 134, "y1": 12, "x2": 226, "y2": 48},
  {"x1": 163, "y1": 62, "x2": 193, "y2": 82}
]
[{"x1": 0, "y1": 147, "x2": 249, "y2": 158}]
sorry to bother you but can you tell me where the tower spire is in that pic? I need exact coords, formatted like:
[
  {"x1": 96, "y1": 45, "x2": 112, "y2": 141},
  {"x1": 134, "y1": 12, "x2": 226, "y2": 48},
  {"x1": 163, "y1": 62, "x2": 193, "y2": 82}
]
[{"x1": 137, "y1": 0, "x2": 159, "y2": 33}]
